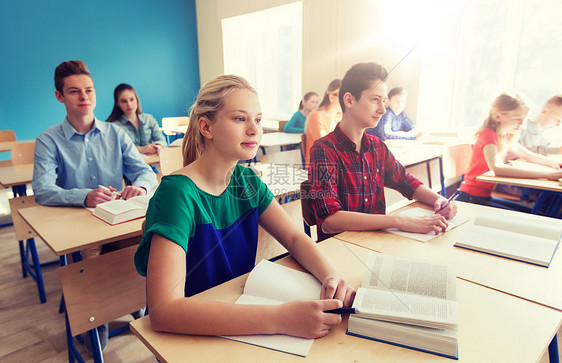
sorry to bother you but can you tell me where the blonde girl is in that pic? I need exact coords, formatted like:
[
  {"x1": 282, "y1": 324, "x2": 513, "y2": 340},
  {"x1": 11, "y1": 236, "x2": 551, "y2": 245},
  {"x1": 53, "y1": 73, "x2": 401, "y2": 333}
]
[
  {"x1": 134, "y1": 75, "x2": 354, "y2": 338},
  {"x1": 457, "y1": 92, "x2": 562, "y2": 211}
]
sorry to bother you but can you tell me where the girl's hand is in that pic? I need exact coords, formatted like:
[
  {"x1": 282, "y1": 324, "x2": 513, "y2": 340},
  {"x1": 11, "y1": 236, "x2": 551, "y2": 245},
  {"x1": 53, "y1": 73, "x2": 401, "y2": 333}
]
[
  {"x1": 321, "y1": 274, "x2": 355, "y2": 307},
  {"x1": 434, "y1": 198, "x2": 458, "y2": 219},
  {"x1": 547, "y1": 170, "x2": 562, "y2": 181},
  {"x1": 396, "y1": 214, "x2": 448, "y2": 235},
  {"x1": 276, "y1": 299, "x2": 343, "y2": 338}
]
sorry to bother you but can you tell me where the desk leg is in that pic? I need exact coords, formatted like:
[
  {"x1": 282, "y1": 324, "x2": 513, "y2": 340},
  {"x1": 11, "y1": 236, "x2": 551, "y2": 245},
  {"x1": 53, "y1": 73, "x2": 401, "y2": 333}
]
[
  {"x1": 549, "y1": 334, "x2": 559, "y2": 363},
  {"x1": 438, "y1": 156, "x2": 445, "y2": 196}
]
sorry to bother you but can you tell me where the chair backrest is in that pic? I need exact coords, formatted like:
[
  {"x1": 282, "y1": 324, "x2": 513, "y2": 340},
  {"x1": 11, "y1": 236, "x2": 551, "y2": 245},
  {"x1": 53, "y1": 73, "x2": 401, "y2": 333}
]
[
  {"x1": 11, "y1": 142, "x2": 35, "y2": 165},
  {"x1": 278, "y1": 120, "x2": 289, "y2": 132},
  {"x1": 159, "y1": 146, "x2": 184, "y2": 175},
  {"x1": 9, "y1": 196, "x2": 38, "y2": 241},
  {"x1": 300, "y1": 180, "x2": 316, "y2": 227},
  {"x1": 442, "y1": 143, "x2": 473, "y2": 180},
  {"x1": 58, "y1": 245, "x2": 146, "y2": 337},
  {"x1": 0, "y1": 130, "x2": 16, "y2": 142}
]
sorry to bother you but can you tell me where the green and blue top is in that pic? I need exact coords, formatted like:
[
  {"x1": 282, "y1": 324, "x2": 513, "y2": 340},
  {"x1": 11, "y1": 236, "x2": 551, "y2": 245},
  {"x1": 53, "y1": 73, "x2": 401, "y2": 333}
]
[{"x1": 135, "y1": 164, "x2": 274, "y2": 296}]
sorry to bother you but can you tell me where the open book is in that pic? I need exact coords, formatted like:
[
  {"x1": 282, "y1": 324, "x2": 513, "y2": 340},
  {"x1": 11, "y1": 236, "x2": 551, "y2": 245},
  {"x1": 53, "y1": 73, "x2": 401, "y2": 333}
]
[
  {"x1": 220, "y1": 260, "x2": 323, "y2": 357},
  {"x1": 348, "y1": 252, "x2": 458, "y2": 359},
  {"x1": 92, "y1": 194, "x2": 151, "y2": 225},
  {"x1": 385, "y1": 207, "x2": 470, "y2": 242},
  {"x1": 454, "y1": 213, "x2": 562, "y2": 267}
]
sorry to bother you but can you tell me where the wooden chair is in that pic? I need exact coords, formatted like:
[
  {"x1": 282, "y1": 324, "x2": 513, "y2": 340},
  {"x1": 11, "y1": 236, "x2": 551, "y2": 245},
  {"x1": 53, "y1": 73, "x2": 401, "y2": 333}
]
[
  {"x1": 278, "y1": 120, "x2": 289, "y2": 132},
  {"x1": 159, "y1": 146, "x2": 183, "y2": 175},
  {"x1": 9, "y1": 196, "x2": 58, "y2": 303},
  {"x1": 59, "y1": 245, "x2": 146, "y2": 362},
  {"x1": 0, "y1": 129, "x2": 16, "y2": 142},
  {"x1": 442, "y1": 143, "x2": 472, "y2": 196},
  {"x1": 300, "y1": 180, "x2": 316, "y2": 238},
  {"x1": 161, "y1": 116, "x2": 189, "y2": 145},
  {"x1": 11, "y1": 141, "x2": 35, "y2": 165}
]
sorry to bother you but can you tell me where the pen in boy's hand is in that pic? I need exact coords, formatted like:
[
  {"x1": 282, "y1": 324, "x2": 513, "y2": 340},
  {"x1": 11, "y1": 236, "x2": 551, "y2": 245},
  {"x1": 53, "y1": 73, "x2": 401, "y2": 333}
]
[
  {"x1": 98, "y1": 184, "x2": 121, "y2": 198},
  {"x1": 436, "y1": 190, "x2": 460, "y2": 213}
]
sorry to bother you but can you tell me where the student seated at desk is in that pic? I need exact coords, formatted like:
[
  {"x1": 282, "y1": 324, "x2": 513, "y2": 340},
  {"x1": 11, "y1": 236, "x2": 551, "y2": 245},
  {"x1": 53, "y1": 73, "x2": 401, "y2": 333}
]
[
  {"x1": 106, "y1": 83, "x2": 166, "y2": 155},
  {"x1": 284, "y1": 91, "x2": 318, "y2": 133},
  {"x1": 457, "y1": 92, "x2": 562, "y2": 211},
  {"x1": 366, "y1": 87, "x2": 420, "y2": 140},
  {"x1": 304, "y1": 79, "x2": 341, "y2": 166},
  {"x1": 518, "y1": 94, "x2": 562, "y2": 155},
  {"x1": 308, "y1": 62, "x2": 457, "y2": 242},
  {"x1": 134, "y1": 75, "x2": 354, "y2": 338}
]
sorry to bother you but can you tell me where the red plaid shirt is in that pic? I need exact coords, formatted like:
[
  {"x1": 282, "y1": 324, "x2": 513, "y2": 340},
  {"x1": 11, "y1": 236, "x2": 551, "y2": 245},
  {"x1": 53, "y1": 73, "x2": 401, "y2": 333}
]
[{"x1": 308, "y1": 125, "x2": 422, "y2": 241}]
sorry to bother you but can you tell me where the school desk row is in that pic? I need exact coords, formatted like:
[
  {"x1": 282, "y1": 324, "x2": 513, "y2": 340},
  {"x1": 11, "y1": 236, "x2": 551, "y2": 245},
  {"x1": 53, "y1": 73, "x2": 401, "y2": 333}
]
[{"x1": 17, "y1": 195, "x2": 562, "y2": 361}]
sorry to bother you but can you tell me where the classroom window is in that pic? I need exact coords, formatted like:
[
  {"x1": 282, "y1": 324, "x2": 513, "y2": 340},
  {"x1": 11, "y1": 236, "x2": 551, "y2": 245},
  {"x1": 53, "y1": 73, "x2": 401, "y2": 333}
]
[
  {"x1": 416, "y1": 0, "x2": 562, "y2": 134},
  {"x1": 222, "y1": 2, "x2": 303, "y2": 121}
]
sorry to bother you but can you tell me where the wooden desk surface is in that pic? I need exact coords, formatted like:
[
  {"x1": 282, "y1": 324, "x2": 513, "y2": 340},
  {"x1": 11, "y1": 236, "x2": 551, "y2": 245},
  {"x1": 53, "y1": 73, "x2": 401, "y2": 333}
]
[
  {"x1": 0, "y1": 139, "x2": 33, "y2": 152},
  {"x1": 142, "y1": 153, "x2": 160, "y2": 166},
  {"x1": 130, "y1": 238, "x2": 561, "y2": 362},
  {"x1": 476, "y1": 171, "x2": 562, "y2": 192},
  {"x1": 0, "y1": 163, "x2": 33, "y2": 188},
  {"x1": 161, "y1": 125, "x2": 187, "y2": 134},
  {"x1": 386, "y1": 142, "x2": 443, "y2": 168},
  {"x1": 260, "y1": 119, "x2": 280, "y2": 133},
  {"x1": 260, "y1": 132, "x2": 301, "y2": 148},
  {"x1": 335, "y1": 201, "x2": 562, "y2": 311},
  {"x1": 18, "y1": 205, "x2": 143, "y2": 256}
]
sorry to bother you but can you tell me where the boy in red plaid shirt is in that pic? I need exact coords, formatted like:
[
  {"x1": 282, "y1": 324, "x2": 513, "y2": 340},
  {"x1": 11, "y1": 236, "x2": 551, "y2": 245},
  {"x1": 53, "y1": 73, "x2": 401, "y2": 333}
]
[{"x1": 308, "y1": 62, "x2": 457, "y2": 241}]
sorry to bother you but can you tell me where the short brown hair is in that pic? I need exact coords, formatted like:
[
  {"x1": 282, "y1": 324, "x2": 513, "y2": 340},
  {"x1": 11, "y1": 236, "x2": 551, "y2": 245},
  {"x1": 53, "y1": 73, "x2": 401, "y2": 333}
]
[
  {"x1": 339, "y1": 62, "x2": 389, "y2": 113},
  {"x1": 54, "y1": 60, "x2": 92, "y2": 94},
  {"x1": 545, "y1": 94, "x2": 562, "y2": 108}
]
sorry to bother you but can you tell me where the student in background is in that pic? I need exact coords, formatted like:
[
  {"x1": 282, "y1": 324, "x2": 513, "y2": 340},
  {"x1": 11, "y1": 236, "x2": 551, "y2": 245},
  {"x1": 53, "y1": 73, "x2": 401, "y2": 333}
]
[
  {"x1": 367, "y1": 87, "x2": 420, "y2": 140},
  {"x1": 32, "y1": 60, "x2": 157, "y2": 353},
  {"x1": 134, "y1": 75, "x2": 354, "y2": 338},
  {"x1": 304, "y1": 79, "x2": 342, "y2": 166},
  {"x1": 457, "y1": 92, "x2": 562, "y2": 211},
  {"x1": 106, "y1": 83, "x2": 167, "y2": 155},
  {"x1": 284, "y1": 91, "x2": 319, "y2": 133},
  {"x1": 518, "y1": 94, "x2": 562, "y2": 155},
  {"x1": 308, "y1": 63, "x2": 456, "y2": 242}
]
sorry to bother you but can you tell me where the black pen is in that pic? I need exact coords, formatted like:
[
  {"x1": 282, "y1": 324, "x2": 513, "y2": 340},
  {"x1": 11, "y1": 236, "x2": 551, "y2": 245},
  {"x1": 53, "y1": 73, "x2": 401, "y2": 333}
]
[
  {"x1": 436, "y1": 189, "x2": 460, "y2": 213},
  {"x1": 324, "y1": 308, "x2": 357, "y2": 314}
]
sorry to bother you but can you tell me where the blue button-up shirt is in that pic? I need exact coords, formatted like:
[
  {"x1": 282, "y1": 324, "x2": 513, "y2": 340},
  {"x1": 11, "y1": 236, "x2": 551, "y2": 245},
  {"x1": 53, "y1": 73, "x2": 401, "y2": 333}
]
[
  {"x1": 113, "y1": 113, "x2": 167, "y2": 147},
  {"x1": 32, "y1": 117, "x2": 157, "y2": 206}
]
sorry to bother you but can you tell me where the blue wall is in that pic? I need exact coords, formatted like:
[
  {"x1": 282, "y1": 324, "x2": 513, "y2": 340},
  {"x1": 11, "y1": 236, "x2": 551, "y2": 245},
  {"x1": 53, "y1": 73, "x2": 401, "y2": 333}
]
[{"x1": 0, "y1": 0, "x2": 200, "y2": 141}]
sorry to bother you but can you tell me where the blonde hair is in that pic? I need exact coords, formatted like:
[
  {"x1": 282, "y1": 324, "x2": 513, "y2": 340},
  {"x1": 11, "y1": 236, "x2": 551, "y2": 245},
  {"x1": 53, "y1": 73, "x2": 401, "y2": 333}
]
[
  {"x1": 182, "y1": 75, "x2": 256, "y2": 166},
  {"x1": 478, "y1": 92, "x2": 529, "y2": 134}
]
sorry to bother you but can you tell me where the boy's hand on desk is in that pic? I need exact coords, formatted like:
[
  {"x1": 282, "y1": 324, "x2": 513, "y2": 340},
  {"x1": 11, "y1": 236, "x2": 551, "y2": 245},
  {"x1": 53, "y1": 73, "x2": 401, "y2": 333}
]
[
  {"x1": 276, "y1": 299, "x2": 343, "y2": 339},
  {"x1": 434, "y1": 198, "x2": 457, "y2": 219},
  {"x1": 396, "y1": 214, "x2": 448, "y2": 235},
  {"x1": 138, "y1": 144, "x2": 159, "y2": 155},
  {"x1": 85, "y1": 187, "x2": 116, "y2": 207},
  {"x1": 321, "y1": 274, "x2": 355, "y2": 307},
  {"x1": 120, "y1": 185, "x2": 146, "y2": 200}
]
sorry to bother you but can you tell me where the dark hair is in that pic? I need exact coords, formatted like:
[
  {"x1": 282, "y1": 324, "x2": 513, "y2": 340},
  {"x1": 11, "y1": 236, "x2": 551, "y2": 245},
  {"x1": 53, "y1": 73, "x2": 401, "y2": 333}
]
[
  {"x1": 54, "y1": 60, "x2": 91, "y2": 94},
  {"x1": 318, "y1": 79, "x2": 342, "y2": 109},
  {"x1": 388, "y1": 87, "x2": 406, "y2": 100},
  {"x1": 299, "y1": 91, "x2": 318, "y2": 110},
  {"x1": 339, "y1": 62, "x2": 389, "y2": 112},
  {"x1": 106, "y1": 83, "x2": 143, "y2": 122},
  {"x1": 546, "y1": 94, "x2": 562, "y2": 108}
]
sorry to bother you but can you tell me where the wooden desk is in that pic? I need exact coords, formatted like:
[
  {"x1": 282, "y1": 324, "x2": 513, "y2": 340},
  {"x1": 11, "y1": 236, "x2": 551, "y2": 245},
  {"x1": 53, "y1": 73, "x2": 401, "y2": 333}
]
[
  {"x1": 335, "y1": 201, "x2": 562, "y2": 312},
  {"x1": 161, "y1": 125, "x2": 187, "y2": 135},
  {"x1": 260, "y1": 119, "x2": 280, "y2": 133},
  {"x1": 476, "y1": 171, "x2": 562, "y2": 193},
  {"x1": 0, "y1": 163, "x2": 33, "y2": 188},
  {"x1": 260, "y1": 132, "x2": 301, "y2": 149},
  {"x1": 253, "y1": 163, "x2": 307, "y2": 200},
  {"x1": 142, "y1": 153, "x2": 160, "y2": 166},
  {"x1": 130, "y1": 238, "x2": 561, "y2": 362},
  {"x1": 0, "y1": 139, "x2": 33, "y2": 152},
  {"x1": 18, "y1": 205, "x2": 143, "y2": 256}
]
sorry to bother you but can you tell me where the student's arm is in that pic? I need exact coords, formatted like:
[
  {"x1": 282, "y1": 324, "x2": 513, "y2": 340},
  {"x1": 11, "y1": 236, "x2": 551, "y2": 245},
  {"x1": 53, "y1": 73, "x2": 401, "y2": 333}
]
[
  {"x1": 284, "y1": 111, "x2": 305, "y2": 133},
  {"x1": 119, "y1": 131, "x2": 158, "y2": 192},
  {"x1": 483, "y1": 144, "x2": 562, "y2": 180},
  {"x1": 511, "y1": 142, "x2": 560, "y2": 169},
  {"x1": 146, "y1": 235, "x2": 343, "y2": 338},
  {"x1": 32, "y1": 134, "x2": 96, "y2": 206},
  {"x1": 258, "y1": 200, "x2": 355, "y2": 306}
]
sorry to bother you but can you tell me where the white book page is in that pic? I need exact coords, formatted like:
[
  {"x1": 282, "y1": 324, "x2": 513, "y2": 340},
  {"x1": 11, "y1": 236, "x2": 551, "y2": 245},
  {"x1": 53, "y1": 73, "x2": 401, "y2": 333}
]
[
  {"x1": 242, "y1": 260, "x2": 322, "y2": 302},
  {"x1": 471, "y1": 214, "x2": 562, "y2": 241},
  {"x1": 352, "y1": 288, "x2": 459, "y2": 330},
  {"x1": 384, "y1": 208, "x2": 470, "y2": 242},
  {"x1": 361, "y1": 252, "x2": 456, "y2": 301},
  {"x1": 220, "y1": 294, "x2": 314, "y2": 357},
  {"x1": 455, "y1": 224, "x2": 560, "y2": 266}
]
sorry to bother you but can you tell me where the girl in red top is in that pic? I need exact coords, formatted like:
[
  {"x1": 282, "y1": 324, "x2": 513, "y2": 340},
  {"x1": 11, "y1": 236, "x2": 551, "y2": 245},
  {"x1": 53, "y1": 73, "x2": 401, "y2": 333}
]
[{"x1": 457, "y1": 92, "x2": 562, "y2": 211}]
